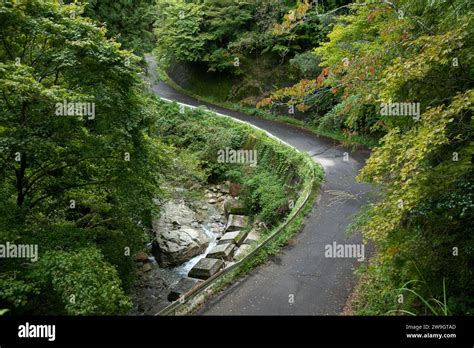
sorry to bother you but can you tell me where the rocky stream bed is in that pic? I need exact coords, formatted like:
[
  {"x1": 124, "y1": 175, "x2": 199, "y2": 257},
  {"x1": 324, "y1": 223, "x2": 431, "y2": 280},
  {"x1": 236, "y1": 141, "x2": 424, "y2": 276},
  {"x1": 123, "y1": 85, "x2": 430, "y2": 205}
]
[{"x1": 130, "y1": 183, "x2": 262, "y2": 315}]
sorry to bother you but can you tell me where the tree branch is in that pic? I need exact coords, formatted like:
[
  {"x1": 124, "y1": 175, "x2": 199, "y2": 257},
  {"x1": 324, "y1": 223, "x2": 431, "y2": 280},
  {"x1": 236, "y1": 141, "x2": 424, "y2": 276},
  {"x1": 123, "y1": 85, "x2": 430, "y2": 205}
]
[{"x1": 28, "y1": 179, "x2": 113, "y2": 210}]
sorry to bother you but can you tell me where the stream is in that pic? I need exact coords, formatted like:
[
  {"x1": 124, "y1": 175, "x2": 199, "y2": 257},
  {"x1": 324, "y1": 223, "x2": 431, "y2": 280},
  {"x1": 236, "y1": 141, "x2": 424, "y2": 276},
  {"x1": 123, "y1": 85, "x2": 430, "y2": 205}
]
[
  {"x1": 173, "y1": 225, "x2": 218, "y2": 276},
  {"x1": 130, "y1": 188, "x2": 227, "y2": 315}
]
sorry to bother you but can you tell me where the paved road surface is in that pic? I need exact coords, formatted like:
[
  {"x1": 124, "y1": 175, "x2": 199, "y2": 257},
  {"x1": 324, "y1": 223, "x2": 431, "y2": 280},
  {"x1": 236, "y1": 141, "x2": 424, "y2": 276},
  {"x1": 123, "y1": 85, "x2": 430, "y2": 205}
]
[{"x1": 147, "y1": 56, "x2": 374, "y2": 315}]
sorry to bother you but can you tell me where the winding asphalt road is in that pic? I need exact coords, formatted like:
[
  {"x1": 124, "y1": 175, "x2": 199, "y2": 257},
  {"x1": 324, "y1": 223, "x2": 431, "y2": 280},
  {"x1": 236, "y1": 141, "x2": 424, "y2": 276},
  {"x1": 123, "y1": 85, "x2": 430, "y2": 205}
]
[{"x1": 147, "y1": 56, "x2": 374, "y2": 315}]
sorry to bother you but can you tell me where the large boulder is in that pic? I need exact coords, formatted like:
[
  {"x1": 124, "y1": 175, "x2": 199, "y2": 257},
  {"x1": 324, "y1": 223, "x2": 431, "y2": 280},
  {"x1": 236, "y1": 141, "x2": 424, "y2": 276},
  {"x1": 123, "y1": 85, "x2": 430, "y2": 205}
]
[
  {"x1": 155, "y1": 200, "x2": 195, "y2": 227},
  {"x1": 152, "y1": 200, "x2": 213, "y2": 267},
  {"x1": 152, "y1": 227, "x2": 210, "y2": 267}
]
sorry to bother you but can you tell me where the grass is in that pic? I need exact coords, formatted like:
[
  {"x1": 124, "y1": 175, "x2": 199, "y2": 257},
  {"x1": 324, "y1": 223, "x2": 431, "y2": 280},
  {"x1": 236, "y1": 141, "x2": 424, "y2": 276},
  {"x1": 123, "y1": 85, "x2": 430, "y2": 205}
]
[{"x1": 387, "y1": 279, "x2": 450, "y2": 316}]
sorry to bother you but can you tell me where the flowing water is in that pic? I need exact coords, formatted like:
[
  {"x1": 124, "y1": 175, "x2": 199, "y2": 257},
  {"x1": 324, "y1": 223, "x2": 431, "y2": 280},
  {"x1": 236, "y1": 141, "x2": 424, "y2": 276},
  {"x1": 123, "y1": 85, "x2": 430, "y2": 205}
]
[
  {"x1": 130, "y1": 195, "x2": 226, "y2": 315},
  {"x1": 173, "y1": 225, "x2": 219, "y2": 276}
]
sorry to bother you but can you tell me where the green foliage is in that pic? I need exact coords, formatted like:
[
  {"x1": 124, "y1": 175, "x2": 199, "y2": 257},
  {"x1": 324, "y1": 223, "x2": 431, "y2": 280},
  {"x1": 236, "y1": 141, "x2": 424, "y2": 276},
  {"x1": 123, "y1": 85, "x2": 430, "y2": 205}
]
[
  {"x1": 0, "y1": 0, "x2": 167, "y2": 314},
  {"x1": 202, "y1": 48, "x2": 236, "y2": 73},
  {"x1": 155, "y1": 0, "x2": 350, "y2": 107},
  {"x1": 0, "y1": 277, "x2": 38, "y2": 310},
  {"x1": 317, "y1": 102, "x2": 345, "y2": 132},
  {"x1": 240, "y1": 169, "x2": 288, "y2": 226},
  {"x1": 388, "y1": 279, "x2": 450, "y2": 316},
  {"x1": 33, "y1": 248, "x2": 131, "y2": 315},
  {"x1": 317, "y1": 0, "x2": 474, "y2": 315},
  {"x1": 155, "y1": 1, "x2": 206, "y2": 64},
  {"x1": 66, "y1": 0, "x2": 156, "y2": 55},
  {"x1": 315, "y1": 95, "x2": 379, "y2": 135},
  {"x1": 155, "y1": 0, "x2": 293, "y2": 73},
  {"x1": 357, "y1": 91, "x2": 473, "y2": 242},
  {"x1": 153, "y1": 100, "x2": 309, "y2": 226},
  {"x1": 290, "y1": 51, "x2": 322, "y2": 78},
  {"x1": 255, "y1": 0, "x2": 474, "y2": 316}
]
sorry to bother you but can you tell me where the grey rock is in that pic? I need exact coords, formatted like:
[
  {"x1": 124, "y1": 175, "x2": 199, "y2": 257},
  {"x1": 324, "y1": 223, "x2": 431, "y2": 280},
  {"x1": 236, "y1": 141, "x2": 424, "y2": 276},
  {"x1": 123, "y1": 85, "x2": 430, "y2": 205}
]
[
  {"x1": 142, "y1": 263, "x2": 152, "y2": 272},
  {"x1": 233, "y1": 244, "x2": 253, "y2": 260},
  {"x1": 135, "y1": 251, "x2": 149, "y2": 263},
  {"x1": 152, "y1": 200, "x2": 212, "y2": 267},
  {"x1": 220, "y1": 181, "x2": 230, "y2": 194},
  {"x1": 152, "y1": 227, "x2": 210, "y2": 267},
  {"x1": 154, "y1": 200, "x2": 195, "y2": 228},
  {"x1": 167, "y1": 278, "x2": 200, "y2": 302},
  {"x1": 218, "y1": 230, "x2": 249, "y2": 246},
  {"x1": 188, "y1": 258, "x2": 224, "y2": 280},
  {"x1": 207, "y1": 243, "x2": 235, "y2": 261},
  {"x1": 225, "y1": 214, "x2": 249, "y2": 232},
  {"x1": 224, "y1": 199, "x2": 249, "y2": 217},
  {"x1": 243, "y1": 228, "x2": 261, "y2": 244}
]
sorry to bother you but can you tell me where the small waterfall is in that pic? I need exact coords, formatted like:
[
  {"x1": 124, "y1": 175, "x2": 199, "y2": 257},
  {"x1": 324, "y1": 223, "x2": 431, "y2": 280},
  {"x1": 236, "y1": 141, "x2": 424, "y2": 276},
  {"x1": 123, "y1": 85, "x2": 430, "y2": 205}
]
[
  {"x1": 131, "y1": 187, "x2": 227, "y2": 314},
  {"x1": 173, "y1": 224, "x2": 219, "y2": 276}
]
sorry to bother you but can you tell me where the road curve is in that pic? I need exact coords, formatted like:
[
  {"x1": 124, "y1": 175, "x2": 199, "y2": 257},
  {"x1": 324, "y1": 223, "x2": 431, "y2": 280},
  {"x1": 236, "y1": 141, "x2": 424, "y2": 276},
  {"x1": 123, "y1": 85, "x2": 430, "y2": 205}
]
[{"x1": 146, "y1": 56, "x2": 374, "y2": 315}]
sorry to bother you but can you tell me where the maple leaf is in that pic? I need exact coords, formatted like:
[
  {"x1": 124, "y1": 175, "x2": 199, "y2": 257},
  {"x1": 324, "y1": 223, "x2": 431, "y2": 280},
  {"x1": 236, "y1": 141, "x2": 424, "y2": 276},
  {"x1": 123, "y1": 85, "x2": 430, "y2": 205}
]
[{"x1": 316, "y1": 74, "x2": 324, "y2": 85}]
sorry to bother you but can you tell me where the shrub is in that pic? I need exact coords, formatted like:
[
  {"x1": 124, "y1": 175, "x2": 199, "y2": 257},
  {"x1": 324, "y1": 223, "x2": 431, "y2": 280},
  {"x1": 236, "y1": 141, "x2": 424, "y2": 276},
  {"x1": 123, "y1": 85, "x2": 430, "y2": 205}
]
[
  {"x1": 240, "y1": 169, "x2": 289, "y2": 226},
  {"x1": 33, "y1": 248, "x2": 131, "y2": 315},
  {"x1": 317, "y1": 103, "x2": 345, "y2": 132}
]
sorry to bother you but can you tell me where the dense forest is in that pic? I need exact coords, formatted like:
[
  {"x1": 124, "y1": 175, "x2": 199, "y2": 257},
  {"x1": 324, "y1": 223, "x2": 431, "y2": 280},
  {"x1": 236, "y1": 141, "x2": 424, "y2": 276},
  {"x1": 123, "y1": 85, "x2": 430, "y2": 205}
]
[{"x1": 0, "y1": 0, "x2": 472, "y2": 316}]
